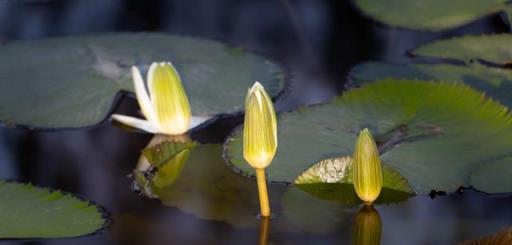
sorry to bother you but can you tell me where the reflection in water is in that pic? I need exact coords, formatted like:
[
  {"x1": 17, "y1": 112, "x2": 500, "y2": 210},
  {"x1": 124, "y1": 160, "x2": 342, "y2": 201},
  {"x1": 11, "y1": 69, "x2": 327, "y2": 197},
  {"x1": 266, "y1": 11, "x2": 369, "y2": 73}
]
[
  {"x1": 258, "y1": 217, "x2": 270, "y2": 245},
  {"x1": 131, "y1": 137, "x2": 284, "y2": 227},
  {"x1": 133, "y1": 135, "x2": 196, "y2": 198},
  {"x1": 352, "y1": 205, "x2": 382, "y2": 245}
]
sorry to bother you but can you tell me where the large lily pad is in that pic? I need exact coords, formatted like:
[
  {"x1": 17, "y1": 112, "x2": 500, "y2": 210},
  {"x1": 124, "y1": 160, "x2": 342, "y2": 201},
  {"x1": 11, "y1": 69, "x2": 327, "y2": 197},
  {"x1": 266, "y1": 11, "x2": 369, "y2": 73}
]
[
  {"x1": 225, "y1": 80, "x2": 512, "y2": 194},
  {"x1": 0, "y1": 181, "x2": 105, "y2": 238},
  {"x1": 353, "y1": 0, "x2": 509, "y2": 31},
  {"x1": 0, "y1": 33, "x2": 284, "y2": 129},
  {"x1": 294, "y1": 156, "x2": 413, "y2": 205},
  {"x1": 413, "y1": 34, "x2": 512, "y2": 65}
]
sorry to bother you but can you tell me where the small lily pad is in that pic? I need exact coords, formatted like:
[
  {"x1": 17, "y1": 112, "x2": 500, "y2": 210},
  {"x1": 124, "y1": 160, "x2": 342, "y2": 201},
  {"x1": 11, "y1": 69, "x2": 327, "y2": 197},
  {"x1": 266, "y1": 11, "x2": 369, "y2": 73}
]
[
  {"x1": 0, "y1": 33, "x2": 284, "y2": 129},
  {"x1": 225, "y1": 80, "x2": 512, "y2": 194},
  {"x1": 413, "y1": 34, "x2": 512, "y2": 65},
  {"x1": 0, "y1": 181, "x2": 105, "y2": 239},
  {"x1": 353, "y1": 0, "x2": 509, "y2": 31},
  {"x1": 294, "y1": 156, "x2": 413, "y2": 205}
]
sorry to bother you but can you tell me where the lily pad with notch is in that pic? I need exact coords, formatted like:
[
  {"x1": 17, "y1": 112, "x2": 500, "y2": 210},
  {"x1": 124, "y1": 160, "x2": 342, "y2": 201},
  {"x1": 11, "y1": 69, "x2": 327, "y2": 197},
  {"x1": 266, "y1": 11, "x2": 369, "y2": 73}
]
[
  {"x1": 225, "y1": 80, "x2": 512, "y2": 194},
  {"x1": 0, "y1": 181, "x2": 106, "y2": 239},
  {"x1": 0, "y1": 33, "x2": 284, "y2": 129},
  {"x1": 353, "y1": 0, "x2": 511, "y2": 31}
]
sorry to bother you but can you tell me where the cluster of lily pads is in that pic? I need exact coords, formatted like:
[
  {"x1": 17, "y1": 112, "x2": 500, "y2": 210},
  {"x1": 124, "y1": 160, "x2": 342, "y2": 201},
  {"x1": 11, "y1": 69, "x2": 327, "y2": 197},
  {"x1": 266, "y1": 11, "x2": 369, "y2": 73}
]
[{"x1": 2, "y1": 4, "x2": 512, "y2": 239}]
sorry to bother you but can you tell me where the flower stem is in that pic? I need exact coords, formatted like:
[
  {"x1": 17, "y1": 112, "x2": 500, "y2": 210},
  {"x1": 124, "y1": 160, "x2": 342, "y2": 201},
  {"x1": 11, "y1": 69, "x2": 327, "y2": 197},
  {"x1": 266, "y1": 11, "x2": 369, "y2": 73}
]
[{"x1": 255, "y1": 168, "x2": 270, "y2": 217}]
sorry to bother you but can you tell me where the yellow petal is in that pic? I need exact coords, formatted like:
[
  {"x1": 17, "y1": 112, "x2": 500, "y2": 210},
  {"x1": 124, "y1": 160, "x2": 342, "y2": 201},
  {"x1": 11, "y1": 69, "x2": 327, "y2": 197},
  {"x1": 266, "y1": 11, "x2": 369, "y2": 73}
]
[
  {"x1": 132, "y1": 66, "x2": 156, "y2": 124},
  {"x1": 148, "y1": 62, "x2": 191, "y2": 135},
  {"x1": 243, "y1": 82, "x2": 278, "y2": 169},
  {"x1": 353, "y1": 128, "x2": 383, "y2": 204},
  {"x1": 111, "y1": 114, "x2": 159, "y2": 133}
]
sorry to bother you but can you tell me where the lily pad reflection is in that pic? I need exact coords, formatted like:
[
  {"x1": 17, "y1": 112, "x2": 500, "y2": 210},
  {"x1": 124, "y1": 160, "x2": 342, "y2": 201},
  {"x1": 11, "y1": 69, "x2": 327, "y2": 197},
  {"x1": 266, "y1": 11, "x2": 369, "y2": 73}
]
[{"x1": 133, "y1": 138, "x2": 284, "y2": 227}]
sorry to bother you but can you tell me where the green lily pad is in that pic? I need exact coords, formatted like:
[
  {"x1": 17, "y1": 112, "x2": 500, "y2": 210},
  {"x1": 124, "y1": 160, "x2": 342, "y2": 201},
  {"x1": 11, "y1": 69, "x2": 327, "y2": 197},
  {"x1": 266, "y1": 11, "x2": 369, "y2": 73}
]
[
  {"x1": 348, "y1": 62, "x2": 512, "y2": 107},
  {"x1": 294, "y1": 156, "x2": 413, "y2": 205},
  {"x1": 0, "y1": 181, "x2": 105, "y2": 239},
  {"x1": 470, "y1": 157, "x2": 512, "y2": 194},
  {"x1": 0, "y1": 33, "x2": 284, "y2": 129},
  {"x1": 225, "y1": 80, "x2": 512, "y2": 194},
  {"x1": 133, "y1": 141, "x2": 286, "y2": 227},
  {"x1": 413, "y1": 34, "x2": 512, "y2": 65},
  {"x1": 353, "y1": 0, "x2": 509, "y2": 31}
]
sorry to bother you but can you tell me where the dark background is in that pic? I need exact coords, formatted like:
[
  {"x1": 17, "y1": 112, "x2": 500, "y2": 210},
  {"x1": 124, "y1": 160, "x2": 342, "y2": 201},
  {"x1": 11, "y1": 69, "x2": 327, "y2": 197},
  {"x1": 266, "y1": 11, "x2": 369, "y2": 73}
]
[{"x1": 0, "y1": 0, "x2": 510, "y2": 244}]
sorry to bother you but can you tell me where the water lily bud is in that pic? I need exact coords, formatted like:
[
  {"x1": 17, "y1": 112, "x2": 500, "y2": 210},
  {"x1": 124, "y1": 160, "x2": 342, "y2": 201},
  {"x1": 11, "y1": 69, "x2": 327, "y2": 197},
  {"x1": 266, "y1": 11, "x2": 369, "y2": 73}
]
[
  {"x1": 353, "y1": 128, "x2": 383, "y2": 204},
  {"x1": 243, "y1": 82, "x2": 278, "y2": 169},
  {"x1": 352, "y1": 205, "x2": 382, "y2": 245}
]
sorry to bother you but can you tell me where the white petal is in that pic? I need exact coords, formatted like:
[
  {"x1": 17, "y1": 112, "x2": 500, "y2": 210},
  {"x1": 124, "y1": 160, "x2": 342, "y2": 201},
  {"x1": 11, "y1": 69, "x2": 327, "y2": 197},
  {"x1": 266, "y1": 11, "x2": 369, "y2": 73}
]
[
  {"x1": 146, "y1": 62, "x2": 159, "y2": 100},
  {"x1": 189, "y1": 116, "x2": 212, "y2": 130},
  {"x1": 111, "y1": 114, "x2": 159, "y2": 134},
  {"x1": 132, "y1": 66, "x2": 157, "y2": 124}
]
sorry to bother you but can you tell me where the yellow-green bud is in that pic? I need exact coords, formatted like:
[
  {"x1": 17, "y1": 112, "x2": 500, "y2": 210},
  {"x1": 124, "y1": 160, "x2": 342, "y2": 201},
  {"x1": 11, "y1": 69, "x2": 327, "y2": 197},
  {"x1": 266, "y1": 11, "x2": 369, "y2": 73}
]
[
  {"x1": 353, "y1": 128, "x2": 383, "y2": 204},
  {"x1": 243, "y1": 82, "x2": 278, "y2": 169},
  {"x1": 352, "y1": 205, "x2": 382, "y2": 245}
]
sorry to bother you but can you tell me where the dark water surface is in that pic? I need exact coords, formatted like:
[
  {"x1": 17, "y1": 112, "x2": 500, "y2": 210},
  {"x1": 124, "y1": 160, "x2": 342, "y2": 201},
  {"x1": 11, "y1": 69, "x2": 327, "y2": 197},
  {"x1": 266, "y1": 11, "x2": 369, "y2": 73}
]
[
  {"x1": 1, "y1": 1, "x2": 512, "y2": 244},
  {"x1": 1, "y1": 99, "x2": 512, "y2": 245}
]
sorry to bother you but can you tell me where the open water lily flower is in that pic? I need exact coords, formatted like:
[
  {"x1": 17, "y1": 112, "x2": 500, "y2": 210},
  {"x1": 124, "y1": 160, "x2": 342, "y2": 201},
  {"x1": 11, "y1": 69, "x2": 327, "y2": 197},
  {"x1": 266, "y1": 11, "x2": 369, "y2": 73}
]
[{"x1": 112, "y1": 62, "x2": 207, "y2": 135}]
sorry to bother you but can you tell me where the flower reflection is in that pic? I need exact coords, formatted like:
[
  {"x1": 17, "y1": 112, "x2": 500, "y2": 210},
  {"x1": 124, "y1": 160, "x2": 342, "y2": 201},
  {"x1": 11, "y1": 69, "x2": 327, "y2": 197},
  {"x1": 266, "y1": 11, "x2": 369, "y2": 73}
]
[
  {"x1": 352, "y1": 205, "x2": 382, "y2": 245},
  {"x1": 132, "y1": 135, "x2": 196, "y2": 197}
]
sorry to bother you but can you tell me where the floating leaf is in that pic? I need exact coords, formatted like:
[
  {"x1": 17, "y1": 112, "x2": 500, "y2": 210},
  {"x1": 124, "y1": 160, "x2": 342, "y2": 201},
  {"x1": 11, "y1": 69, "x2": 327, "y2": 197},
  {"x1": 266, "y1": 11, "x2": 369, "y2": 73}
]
[
  {"x1": 353, "y1": 0, "x2": 509, "y2": 31},
  {"x1": 413, "y1": 34, "x2": 512, "y2": 65},
  {"x1": 348, "y1": 62, "x2": 512, "y2": 107},
  {"x1": 0, "y1": 33, "x2": 284, "y2": 129},
  {"x1": 0, "y1": 181, "x2": 105, "y2": 239},
  {"x1": 225, "y1": 80, "x2": 512, "y2": 194},
  {"x1": 294, "y1": 156, "x2": 413, "y2": 205}
]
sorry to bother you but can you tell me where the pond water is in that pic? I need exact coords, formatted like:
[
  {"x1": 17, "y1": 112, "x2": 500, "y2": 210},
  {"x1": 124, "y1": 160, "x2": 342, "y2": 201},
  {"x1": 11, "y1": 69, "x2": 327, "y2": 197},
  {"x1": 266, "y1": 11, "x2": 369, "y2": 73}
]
[
  {"x1": 1, "y1": 101, "x2": 511, "y2": 245},
  {"x1": 1, "y1": 1, "x2": 512, "y2": 244}
]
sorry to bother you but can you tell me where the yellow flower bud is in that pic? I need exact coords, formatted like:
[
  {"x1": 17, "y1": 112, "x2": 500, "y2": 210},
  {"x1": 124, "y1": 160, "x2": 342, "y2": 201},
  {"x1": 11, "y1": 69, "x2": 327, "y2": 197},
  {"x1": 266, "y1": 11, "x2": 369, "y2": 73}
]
[
  {"x1": 243, "y1": 82, "x2": 278, "y2": 169},
  {"x1": 243, "y1": 81, "x2": 277, "y2": 217},
  {"x1": 352, "y1": 205, "x2": 382, "y2": 245},
  {"x1": 353, "y1": 128, "x2": 383, "y2": 204}
]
